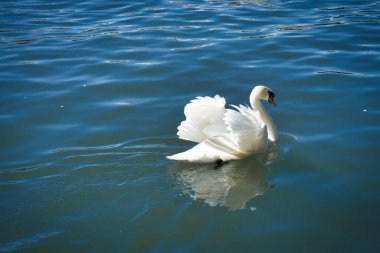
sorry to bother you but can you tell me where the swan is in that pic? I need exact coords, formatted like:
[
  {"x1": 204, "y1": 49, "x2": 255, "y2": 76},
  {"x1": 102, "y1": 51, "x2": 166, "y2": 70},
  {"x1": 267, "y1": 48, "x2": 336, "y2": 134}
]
[{"x1": 167, "y1": 85, "x2": 277, "y2": 164}]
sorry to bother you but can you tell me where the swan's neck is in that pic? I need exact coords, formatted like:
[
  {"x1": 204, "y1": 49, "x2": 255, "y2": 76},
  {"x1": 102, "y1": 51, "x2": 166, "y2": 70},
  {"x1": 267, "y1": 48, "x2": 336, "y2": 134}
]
[{"x1": 252, "y1": 99, "x2": 278, "y2": 142}]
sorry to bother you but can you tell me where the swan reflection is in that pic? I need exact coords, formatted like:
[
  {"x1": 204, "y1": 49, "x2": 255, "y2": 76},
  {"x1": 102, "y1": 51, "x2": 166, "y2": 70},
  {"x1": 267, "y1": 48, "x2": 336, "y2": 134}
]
[{"x1": 172, "y1": 144, "x2": 279, "y2": 211}]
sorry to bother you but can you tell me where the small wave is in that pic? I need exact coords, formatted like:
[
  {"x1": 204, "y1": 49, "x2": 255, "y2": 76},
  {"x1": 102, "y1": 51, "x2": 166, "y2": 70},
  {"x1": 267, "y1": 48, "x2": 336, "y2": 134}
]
[
  {"x1": 52, "y1": 143, "x2": 123, "y2": 154},
  {"x1": 96, "y1": 97, "x2": 158, "y2": 107},
  {"x1": 277, "y1": 22, "x2": 344, "y2": 31},
  {"x1": 240, "y1": 34, "x2": 274, "y2": 39},
  {"x1": 171, "y1": 43, "x2": 215, "y2": 51},
  {"x1": 317, "y1": 70, "x2": 355, "y2": 75},
  {"x1": 319, "y1": 6, "x2": 353, "y2": 11},
  {"x1": 0, "y1": 231, "x2": 62, "y2": 252},
  {"x1": 12, "y1": 37, "x2": 53, "y2": 45},
  {"x1": 15, "y1": 163, "x2": 51, "y2": 172}
]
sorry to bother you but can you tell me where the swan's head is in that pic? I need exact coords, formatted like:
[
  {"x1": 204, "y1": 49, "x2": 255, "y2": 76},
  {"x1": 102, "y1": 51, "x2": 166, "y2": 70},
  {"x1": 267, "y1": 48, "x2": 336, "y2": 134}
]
[{"x1": 250, "y1": 85, "x2": 277, "y2": 107}]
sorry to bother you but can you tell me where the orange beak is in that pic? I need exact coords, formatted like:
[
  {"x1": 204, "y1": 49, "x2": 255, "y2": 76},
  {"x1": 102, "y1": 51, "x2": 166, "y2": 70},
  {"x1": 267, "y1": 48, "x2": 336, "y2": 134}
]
[{"x1": 268, "y1": 97, "x2": 277, "y2": 107}]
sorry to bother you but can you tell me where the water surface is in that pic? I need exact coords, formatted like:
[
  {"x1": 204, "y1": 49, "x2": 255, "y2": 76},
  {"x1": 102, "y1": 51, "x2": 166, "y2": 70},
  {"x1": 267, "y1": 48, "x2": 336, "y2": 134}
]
[{"x1": 1, "y1": 0, "x2": 380, "y2": 252}]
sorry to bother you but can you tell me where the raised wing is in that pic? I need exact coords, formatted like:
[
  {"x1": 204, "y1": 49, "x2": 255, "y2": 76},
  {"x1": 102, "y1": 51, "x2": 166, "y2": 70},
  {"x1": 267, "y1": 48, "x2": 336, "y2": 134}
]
[
  {"x1": 177, "y1": 95, "x2": 226, "y2": 143},
  {"x1": 223, "y1": 105, "x2": 268, "y2": 155},
  {"x1": 168, "y1": 104, "x2": 269, "y2": 163}
]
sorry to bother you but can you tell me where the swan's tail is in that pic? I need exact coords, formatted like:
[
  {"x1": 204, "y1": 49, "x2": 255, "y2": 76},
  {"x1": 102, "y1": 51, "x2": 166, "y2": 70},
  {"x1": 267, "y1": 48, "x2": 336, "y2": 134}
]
[
  {"x1": 166, "y1": 152, "x2": 188, "y2": 161},
  {"x1": 167, "y1": 139, "x2": 240, "y2": 163}
]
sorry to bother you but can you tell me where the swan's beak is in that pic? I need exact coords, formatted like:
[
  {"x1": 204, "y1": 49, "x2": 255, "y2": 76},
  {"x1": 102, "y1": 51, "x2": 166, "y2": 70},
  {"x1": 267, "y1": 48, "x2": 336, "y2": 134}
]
[
  {"x1": 268, "y1": 91, "x2": 277, "y2": 107},
  {"x1": 268, "y1": 97, "x2": 277, "y2": 107}
]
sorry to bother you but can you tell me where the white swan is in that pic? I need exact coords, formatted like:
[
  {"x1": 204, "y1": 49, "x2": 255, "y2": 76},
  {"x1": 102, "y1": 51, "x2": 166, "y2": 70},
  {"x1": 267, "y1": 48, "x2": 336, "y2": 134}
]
[{"x1": 167, "y1": 85, "x2": 277, "y2": 164}]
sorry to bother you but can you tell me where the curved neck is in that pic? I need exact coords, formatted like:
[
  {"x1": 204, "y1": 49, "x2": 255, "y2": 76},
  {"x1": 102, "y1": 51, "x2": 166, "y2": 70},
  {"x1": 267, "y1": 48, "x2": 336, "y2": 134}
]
[{"x1": 252, "y1": 99, "x2": 278, "y2": 142}]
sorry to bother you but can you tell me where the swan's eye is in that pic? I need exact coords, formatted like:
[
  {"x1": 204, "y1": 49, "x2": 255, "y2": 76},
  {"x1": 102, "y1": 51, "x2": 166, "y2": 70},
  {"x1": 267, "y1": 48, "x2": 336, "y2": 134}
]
[{"x1": 268, "y1": 91, "x2": 275, "y2": 98}]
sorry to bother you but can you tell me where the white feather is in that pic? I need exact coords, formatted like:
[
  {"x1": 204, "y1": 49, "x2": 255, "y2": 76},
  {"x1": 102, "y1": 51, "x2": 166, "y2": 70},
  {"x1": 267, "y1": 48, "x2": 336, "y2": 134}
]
[
  {"x1": 177, "y1": 95, "x2": 226, "y2": 143},
  {"x1": 224, "y1": 105, "x2": 268, "y2": 155}
]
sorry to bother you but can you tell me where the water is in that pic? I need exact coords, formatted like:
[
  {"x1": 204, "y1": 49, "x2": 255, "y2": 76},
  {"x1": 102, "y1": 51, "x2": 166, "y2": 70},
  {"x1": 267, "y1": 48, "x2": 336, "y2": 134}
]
[{"x1": 1, "y1": 0, "x2": 380, "y2": 252}]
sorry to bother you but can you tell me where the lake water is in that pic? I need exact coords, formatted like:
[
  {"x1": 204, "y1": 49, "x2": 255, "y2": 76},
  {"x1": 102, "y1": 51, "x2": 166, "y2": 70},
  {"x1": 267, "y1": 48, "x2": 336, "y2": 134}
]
[{"x1": 1, "y1": 0, "x2": 380, "y2": 252}]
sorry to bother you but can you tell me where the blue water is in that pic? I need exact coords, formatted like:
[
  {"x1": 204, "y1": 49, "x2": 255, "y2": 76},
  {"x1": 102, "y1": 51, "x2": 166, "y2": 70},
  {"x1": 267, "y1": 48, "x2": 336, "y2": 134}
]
[{"x1": 1, "y1": 0, "x2": 380, "y2": 252}]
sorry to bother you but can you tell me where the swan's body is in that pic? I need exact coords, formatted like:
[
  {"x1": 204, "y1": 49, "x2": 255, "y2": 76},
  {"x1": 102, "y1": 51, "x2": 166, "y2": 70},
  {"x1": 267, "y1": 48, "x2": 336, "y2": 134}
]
[{"x1": 167, "y1": 85, "x2": 277, "y2": 163}]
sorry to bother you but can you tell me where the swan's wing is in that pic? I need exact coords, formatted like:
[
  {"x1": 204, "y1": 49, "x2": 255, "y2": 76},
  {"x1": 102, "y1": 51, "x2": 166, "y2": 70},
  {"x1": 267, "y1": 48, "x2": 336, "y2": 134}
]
[
  {"x1": 169, "y1": 102, "x2": 269, "y2": 163},
  {"x1": 224, "y1": 105, "x2": 268, "y2": 155},
  {"x1": 177, "y1": 95, "x2": 226, "y2": 143}
]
